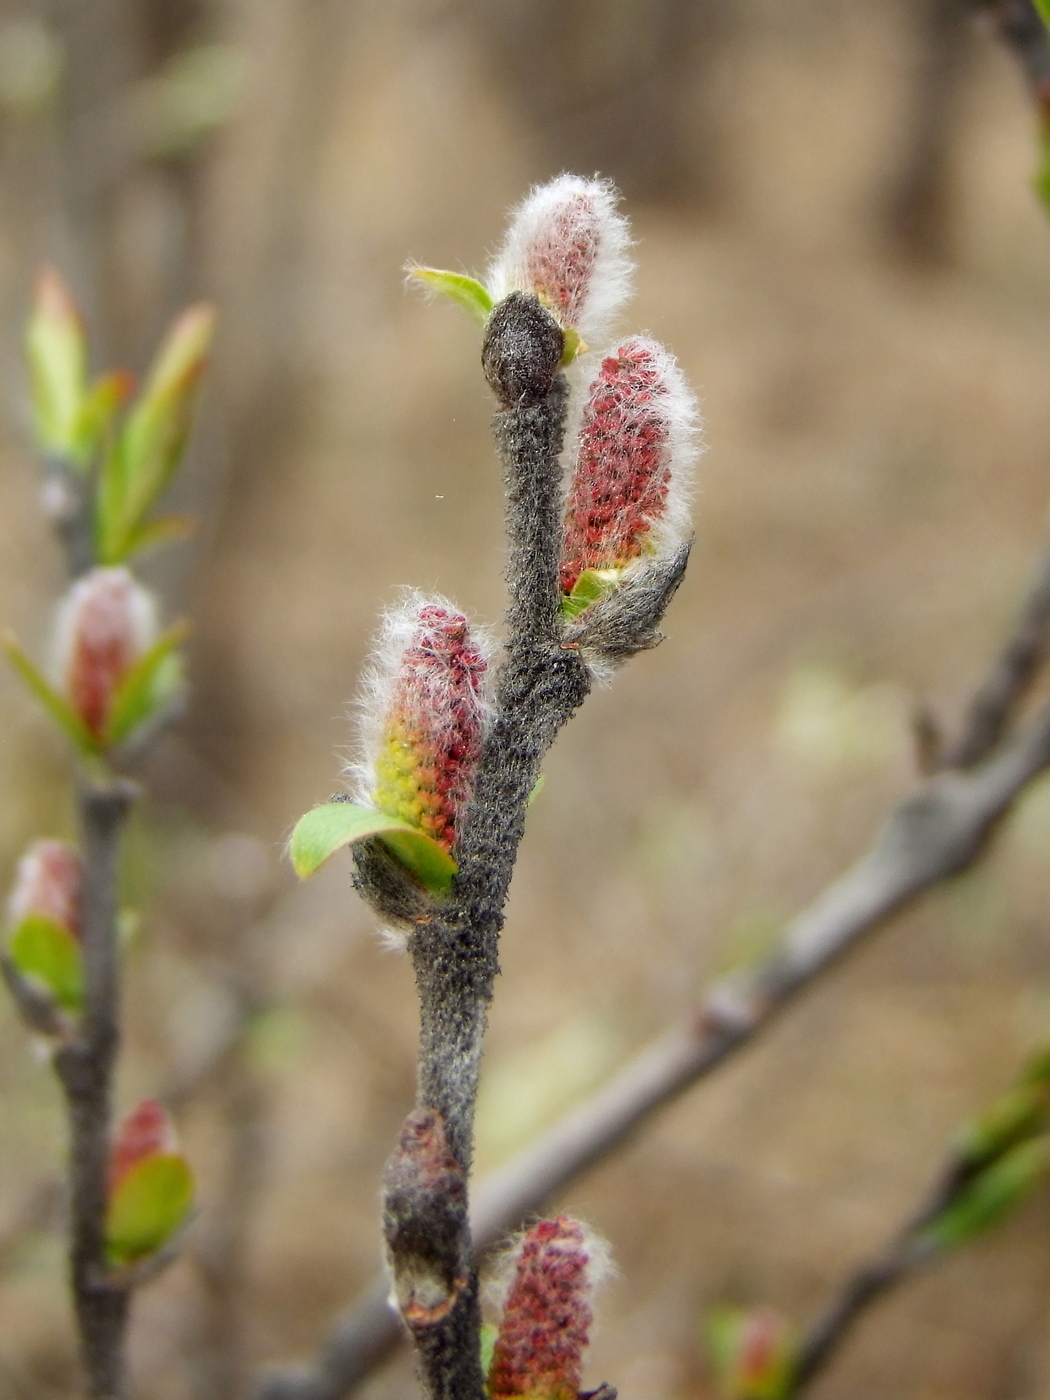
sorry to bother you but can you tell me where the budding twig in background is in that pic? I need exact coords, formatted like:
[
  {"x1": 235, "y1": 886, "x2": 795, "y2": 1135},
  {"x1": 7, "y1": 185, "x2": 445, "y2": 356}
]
[
  {"x1": 2, "y1": 840, "x2": 84, "y2": 1032},
  {"x1": 291, "y1": 176, "x2": 695, "y2": 1400},
  {"x1": 2, "y1": 274, "x2": 211, "y2": 1400}
]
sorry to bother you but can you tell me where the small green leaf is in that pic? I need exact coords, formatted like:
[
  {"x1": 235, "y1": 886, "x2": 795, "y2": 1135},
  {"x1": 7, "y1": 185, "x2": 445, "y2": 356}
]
[
  {"x1": 105, "y1": 1153, "x2": 193, "y2": 1266},
  {"x1": 2, "y1": 631, "x2": 101, "y2": 754},
  {"x1": 1033, "y1": 0, "x2": 1050, "y2": 31},
  {"x1": 122, "y1": 513, "x2": 197, "y2": 560},
  {"x1": 560, "y1": 326, "x2": 585, "y2": 365},
  {"x1": 954, "y1": 1084, "x2": 1049, "y2": 1174},
  {"x1": 8, "y1": 915, "x2": 83, "y2": 1012},
  {"x1": 289, "y1": 801, "x2": 457, "y2": 895},
  {"x1": 560, "y1": 567, "x2": 623, "y2": 620},
  {"x1": 26, "y1": 268, "x2": 88, "y2": 464},
  {"x1": 105, "y1": 621, "x2": 190, "y2": 748},
  {"x1": 479, "y1": 1322, "x2": 499, "y2": 1379},
  {"x1": 921, "y1": 1135, "x2": 1050, "y2": 1251},
  {"x1": 408, "y1": 268, "x2": 494, "y2": 326},
  {"x1": 95, "y1": 305, "x2": 214, "y2": 564}
]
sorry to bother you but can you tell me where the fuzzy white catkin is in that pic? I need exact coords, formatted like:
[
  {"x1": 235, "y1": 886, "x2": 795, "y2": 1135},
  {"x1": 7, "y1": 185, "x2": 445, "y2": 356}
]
[{"x1": 487, "y1": 175, "x2": 634, "y2": 350}]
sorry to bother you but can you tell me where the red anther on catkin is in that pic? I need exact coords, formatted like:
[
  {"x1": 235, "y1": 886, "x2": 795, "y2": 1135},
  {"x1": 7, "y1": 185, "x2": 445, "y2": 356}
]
[
  {"x1": 8, "y1": 840, "x2": 83, "y2": 939},
  {"x1": 489, "y1": 1215, "x2": 608, "y2": 1400},
  {"x1": 561, "y1": 337, "x2": 696, "y2": 594},
  {"x1": 109, "y1": 1099, "x2": 178, "y2": 1191},
  {"x1": 488, "y1": 176, "x2": 632, "y2": 347},
  {"x1": 54, "y1": 566, "x2": 156, "y2": 738},
  {"x1": 366, "y1": 598, "x2": 492, "y2": 852}
]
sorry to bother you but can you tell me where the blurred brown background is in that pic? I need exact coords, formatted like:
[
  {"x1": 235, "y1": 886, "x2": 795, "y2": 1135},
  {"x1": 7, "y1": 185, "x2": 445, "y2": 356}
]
[{"x1": 2, "y1": 1, "x2": 1050, "y2": 1397}]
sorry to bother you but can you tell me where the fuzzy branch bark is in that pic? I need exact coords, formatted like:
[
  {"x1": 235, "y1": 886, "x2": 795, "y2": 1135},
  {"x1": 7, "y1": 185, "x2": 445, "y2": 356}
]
[
  {"x1": 383, "y1": 294, "x2": 591, "y2": 1400},
  {"x1": 53, "y1": 779, "x2": 137, "y2": 1400}
]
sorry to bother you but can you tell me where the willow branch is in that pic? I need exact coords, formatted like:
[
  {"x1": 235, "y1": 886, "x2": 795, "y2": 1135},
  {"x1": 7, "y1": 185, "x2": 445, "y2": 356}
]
[
  {"x1": 52, "y1": 779, "x2": 137, "y2": 1400},
  {"x1": 379, "y1": 294, "x2": 591, "y2": 1400},
  {"x1": 939, "y1": 533, "x2": 1050, "y2": 767}
]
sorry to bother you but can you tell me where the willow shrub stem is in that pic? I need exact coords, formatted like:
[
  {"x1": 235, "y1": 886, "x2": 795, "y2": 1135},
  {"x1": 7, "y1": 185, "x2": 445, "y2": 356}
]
[{"x1": 54, "y1": 778, "x2": 137, "y2": 1400}]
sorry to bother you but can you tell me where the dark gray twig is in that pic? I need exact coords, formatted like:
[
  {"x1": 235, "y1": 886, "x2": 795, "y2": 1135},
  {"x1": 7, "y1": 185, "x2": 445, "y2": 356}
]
[
  {"x1": 52, "y1": 779, "x2": 137, "y2": 1400},
  {"x1": 379, "y1": 295, "x2": 592, "y2": 1400}
]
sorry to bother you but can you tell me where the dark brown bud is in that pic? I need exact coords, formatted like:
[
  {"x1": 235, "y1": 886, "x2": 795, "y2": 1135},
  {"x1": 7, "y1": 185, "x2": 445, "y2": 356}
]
[
  {"x1": 383, "y1": 1109, "x2": 469, "y2": 1329},
  {"x1": 482, "y1": 293, "x2": 564, "y2": 409}
]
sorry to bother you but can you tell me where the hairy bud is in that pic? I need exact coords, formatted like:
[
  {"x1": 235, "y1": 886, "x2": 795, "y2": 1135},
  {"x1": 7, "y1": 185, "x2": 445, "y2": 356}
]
[
  {"x1": 488, "y1": 176, "x2": 632, "y2": 347},
  {"x1": 561, "y1": 337, "x2": 697, "y2": 597},
  {"x1": 360, "y1": 597, "x2": 492, "y2": 854},
  {"x1": 488, "y1": 1215, "x2": 611, "y2": 1400},
  {"x1": 383, "y1": 1108, "x2": 470, "y2": 1329},
  {"x1": 8, "y1": 840, "x2": 82, "y2": 939},
  {"x1": 54, "y1": 566, "x2": 157, "y2": 738},
  {"x1": 483, "y1": 292, "x2": 565, "y2": 409}
]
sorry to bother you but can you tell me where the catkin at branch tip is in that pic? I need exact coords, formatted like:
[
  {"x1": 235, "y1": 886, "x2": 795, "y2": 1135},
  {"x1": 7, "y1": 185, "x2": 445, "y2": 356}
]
[{"x1": 487, "y1": 175, "x2": 634, "y2": 349}]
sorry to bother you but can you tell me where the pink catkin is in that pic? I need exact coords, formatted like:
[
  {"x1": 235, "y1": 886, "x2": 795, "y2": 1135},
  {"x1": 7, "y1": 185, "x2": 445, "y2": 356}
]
[
  {"x1": 561, "y1": 338, "x2": 676, "y2": 593},
  {"x1": 522, "y1": 193, "x2": 601, "y2": 331},
  {"x1": 488, "y1": 1216, "x2": 596, "y2": 1400},
  {"x1": 8, "y1": 840, "x2": 83, "y2": 938},
  {"x1": 56, "y1": 567, "x2": 155, "y2": 738},
  {"x1": 372, "y1": 605, "x2": 489, "y2": 852},
  {"x1": 487, "y1": 176, "x2": 633, "y2": 347},
  {"x1": 109, "y1": 1099, "x2": 178, "y2": 1191}
]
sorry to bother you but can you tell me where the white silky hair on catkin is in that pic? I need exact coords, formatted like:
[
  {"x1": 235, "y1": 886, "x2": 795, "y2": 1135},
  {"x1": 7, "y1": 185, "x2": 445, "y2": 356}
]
[
  {"x1": 487, "y1": 174, "x2": 635, "y2": 350},
  {"x1": 344, "y1": 589, "x2": 497, "y2": 810},
  {"x1": 483, "y1": 1216, "x2": 615, "y2": 1317},
  {"x1": 626, "y1": 334, "x2": 702, "y2": 566},
  {"x1": 565, "y1": 334, "x2": 701, "y2": 576}
]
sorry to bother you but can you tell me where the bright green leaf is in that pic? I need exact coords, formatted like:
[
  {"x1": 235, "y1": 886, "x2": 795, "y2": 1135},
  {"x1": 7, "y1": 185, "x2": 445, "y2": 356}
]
[
  {"x1": 560, "y1": 326, "x2": 586, "y2": 365},
  {"x1": 954, "y1": 1084, "x2": 1050, "y2": 1174},
  {"x1": 8, "y1": 915, "x2": 83, "y2": 1012},
  {"x1": 407, "y1": 268, "x2": 494, "y2": 326},
  {"x1": 2, "y1": 631, "x2": 101, "y2": 754},
  {"x1": 560, "y1": 567, "x2": 623, "y2": 620},
  {"x1": 479, "y1": 1322, "x2": 499, "y2": 1379},
  {"x1": 289, "y1": 801, "x2": 457, "y2": 895},
  {"x1": 105, "y1": 1153, "x2": 193, "y2": 1266},
  {"x1": 95, "y1": 304, "x2": 214, "y2": 564},
  {"x1": 1033, "y1": 0, "x2": 1050, "y2": 30},
  {"x1": 105, "y1": 621, "x2": 190, "y2": 748},
  {"x1": 25, "y1": 267, "x2": 88, "y2": 464},
  {"x1": 921, "y1": 1135, "x2": 1050, "y2": 1251}
]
